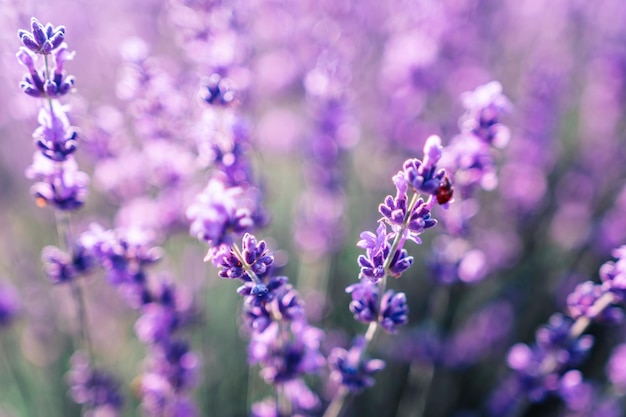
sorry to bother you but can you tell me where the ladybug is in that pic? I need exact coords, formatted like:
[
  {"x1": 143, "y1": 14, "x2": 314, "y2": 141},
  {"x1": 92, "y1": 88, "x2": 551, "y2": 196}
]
[{"x1": 436, "y1": 175, "x2": 454, "y2": 205}]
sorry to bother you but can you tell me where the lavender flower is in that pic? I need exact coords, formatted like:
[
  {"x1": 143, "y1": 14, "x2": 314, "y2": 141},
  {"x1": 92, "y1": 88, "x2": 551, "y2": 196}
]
[
  {"x1": 249, "y1": 321, "x2": 325, "y2": 384},
  {"x1": 328, "y1": 337, "x2": 385, "y2": 393},
  {"x1": 18, "y1": 18, "x2": 65, "y2": 55},
  {"x1": 67, "y1": 352, "x2": 123, "y2": 417},
  {"x1": 200, "y1": 73, "x2": 236, "y2": 106},
  {"x1": 346, "y1": 281, "x2": 378, "y2": 324},
  {"x1": 445, "y1": 82, "x2": 511, "y2": 197},
  {"x1": 606, "y1": 343, "x2": 626, "y2": 390},
  {"x1": 356, "y1": 223, "x2": 414, "y2": 282},
  {"x1": 216, "y1": 233, "x2": 273, "y2": 280},
  {"x1": 399, "y1": 135, "x2": 449, "y2": 196},
  {"x1": 459, "y1": 81, "x2": 512, "y2": 148},
  {"x1": 17, "y1": 18, "x2": 87, "y2": 213},
  {"x1": 492, "y1": 247, "x2": 626, "y2": 414},
  {"x1": 0, "y1": 284, "x2": 20, "y2": 327},
  {"x1": 186, "y1": 178, "x2": 256, "y2": 257},
  {"x1": 379, "y1": 290, "x2": 409, "y2": 334},
  {"x1": 599, "y1": 245, "x2": 626, "y2": 301}
]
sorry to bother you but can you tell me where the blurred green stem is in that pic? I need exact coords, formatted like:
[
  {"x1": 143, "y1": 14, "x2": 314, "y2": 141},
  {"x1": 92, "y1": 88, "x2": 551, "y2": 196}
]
[
  {"x1": 0, "y1": 332, "x2": 34, "y2": 416},
  {"x1": 55, "y1": 210, "x2": 93, "y2": 360},
  {"x1": 395, "y1": 285, "x2": 450, "y2": 417}
]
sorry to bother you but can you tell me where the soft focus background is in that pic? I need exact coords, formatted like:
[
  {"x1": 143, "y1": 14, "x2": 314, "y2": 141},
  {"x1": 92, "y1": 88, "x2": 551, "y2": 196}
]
[{"x1": 1, "y1": 0, "x2": 626, "y2": 416}]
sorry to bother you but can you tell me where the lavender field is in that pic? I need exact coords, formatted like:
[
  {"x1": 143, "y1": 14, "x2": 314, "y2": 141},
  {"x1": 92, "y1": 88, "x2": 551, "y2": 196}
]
[{"x1": 2, "y1": 0, "x2": 626, "y2": 416}]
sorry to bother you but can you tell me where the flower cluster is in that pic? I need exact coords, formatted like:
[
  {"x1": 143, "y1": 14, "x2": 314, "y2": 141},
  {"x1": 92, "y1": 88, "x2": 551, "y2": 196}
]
[
  {"x1": 67, "y1": 351, "x2": 124, "y2": 417},
  {"x1": 76, "y1": 225, "x2": 199, "y2": 415},
  {"x1": 332, "y1": 135, "x2": 451, "y2": 400},
  {"x1": 214, "y1": 233, "x2": 324, "y2": 415},
  {"x1": 427, "y1": 81, "x2": 512, "y2": 286},
  {"x1": 187, "y1": 78, "x2": 267, "y2": 262},
  {"x1": 42, "y1": 223, "x2": 198, "y2": 415},
  {"x1": 449, "y1": 81, "x2": 511, "y2": 196},
  {"x1": 294, "y1": 60, "x2": 356, "y2": 256},
  {"x1": 17, "y1": 18, "x2": 88, "y2": 211},
  {"x1": 490, "y1": 246, "x2": 626, "y2": 415},
  {"x1": 0, "y1": 284, "x2": 20, "y2": 328}
]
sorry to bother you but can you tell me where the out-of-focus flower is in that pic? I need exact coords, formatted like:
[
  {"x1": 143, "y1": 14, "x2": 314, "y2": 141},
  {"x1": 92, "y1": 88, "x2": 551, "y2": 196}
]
[{"x1": 328, "y1": 337, "x2": 385, "y2": 393}]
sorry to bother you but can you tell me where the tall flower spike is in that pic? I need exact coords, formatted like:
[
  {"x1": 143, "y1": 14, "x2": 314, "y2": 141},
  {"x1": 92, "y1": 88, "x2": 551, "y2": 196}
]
[
  {"x1": 17, "y1": 19, "x2": 87, "y2": 211},
  {"x1": 18, "y1": 17, "x2": 65, "y2": 55}
]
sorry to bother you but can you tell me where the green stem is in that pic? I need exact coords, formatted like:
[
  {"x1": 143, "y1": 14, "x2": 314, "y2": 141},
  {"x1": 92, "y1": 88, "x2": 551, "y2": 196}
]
[
  {"x1": 0, "y1": 333, "x2": 35, "y2": 416},
  {"x1": 55, "y1": 210, "x2": 93, "y2": 361}
]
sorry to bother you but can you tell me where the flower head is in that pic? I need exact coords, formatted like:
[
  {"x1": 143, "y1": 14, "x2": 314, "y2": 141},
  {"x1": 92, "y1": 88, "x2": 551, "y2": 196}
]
[
  {"x1": 328, "y1": 337, "x2": 385, "y2": 393},
  {"x1": 18, "y1": 17, "x2": 66, "y2": 55}
]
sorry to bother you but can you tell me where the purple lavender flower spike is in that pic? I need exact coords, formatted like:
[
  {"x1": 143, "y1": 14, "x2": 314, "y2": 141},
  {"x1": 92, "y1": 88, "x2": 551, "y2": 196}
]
[
  {"x1": 567, "y1": 281, "x2": 623, "y2": 323},
  {"x1": 357, "y1": 223, "x2": 414, "y2": 282},
  {"x1": 606, "y1": 344, "x2": 626, "y2": 390},
  {"x1": 249, "y1": 321, "x2": 325, "y2": 384},
  {"x1": 558, "y1": 370, "x2": 594, "y2": 412},
  {"x1": 599, "y1": 245, "x2": 626, "y2": 301},
  {"x1": 18, "y1": 18, "x2": 65, "y2": 55},
  {"x1": 33, "y1": 103, "x2": 78, "y2": 161},
  {"x1": 505, "y1": 313, "x2": 595, "y2": 405},
  {"x1": 28, "y1": 160, "x2": 89, "y2": 211},
  {"x1": 379, "y1": 290, "x2": 409, "y2": 333},
  {"x1": 141, "y1": 341, "x2": 199, "y2": 417},
  {"x1": 0, "y1": 284, "x2": 20, "y2": 327},
  {"x1": 379, "y1": 194, "x2": 438, "y2": 245},
  {"x1": 241, "y1": 233, "x2": 274, "y2": 276},
  {"x1": 240, "y1": 280, "x2": 303, "y2": 332},
  {"x1": 328, "y1": 337, "x2": 385, "y2": 393},
  {"x1": 357, "y1": 223, "x2": 391, "y2": 282},
  {"x1": 218, "y1": 233, "x2": 274, "y2": 281},
  {"x1": 42, "y1": 242, "x2": 96, "y2": 284},
  {"x1": 186, "y1": 178, "x2": 255, "y2": 258},
  {"x1": 42, "y1": 245, "x2": 77, "y2": 283},
  {"x1": 135, "y1": 303, "x2": 177, "y2": 344},
  {"x1": 459, "y1": 81, "x2": 512, "y2": 148},
  {"x1": 346, "y1": 281, "x2": 378, "y2": 324},
  {"x1": 400, "y1": 135, "x2": 449, "y2": 196},
  {"x1": 67, "y1": 351, "x2": 123, "y2": 416},
  {"x1": 201, "y1": 73, "x2": 236, "y2": 106}
]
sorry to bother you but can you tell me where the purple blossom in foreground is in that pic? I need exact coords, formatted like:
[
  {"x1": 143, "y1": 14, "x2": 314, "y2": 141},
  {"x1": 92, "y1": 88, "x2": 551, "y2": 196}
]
[
  {"x1": 17, "y1": 19, "x2": 87, "y2": 212},
  {"x1": 200, "y1": 73, "x2": 236, "y2": 106},
  {"x1": 67, "y1": 351, "x2": 123, "y2": 417},
  {"x1": 599, "y1": 245, "x2": 626, "y2": 301},
  {"x1": 567, "y1": 281, "x2": 623, "y2": 323},
  {"x1": 17, "y1": 44, "x2": 75, "y2": 98},
  {"x1": 328, "y1": 337, "x2": 386, "y2": 393},
  {"x1": 346, "y1": 281, "x2": 378, "y2": 324},
  {"x1": 0, "y1": 284, "x2": 20, "y2": 327},
  {"x1": 26, "y1": 153, "x2": 89, "y2": 211},
  {"x1": 18, "y1": 17, "x2": 65, "y2": 55},
  {"x1": 379, "y1": 290, "x2": 409, "y2": 333},
  {"x1": 606, "y1": 343, "x2": 626, "y2": 390},
  {"x1": 397, "y1": 135, "x2": 449, "y2": 197},
  {"x1": 216, "y1": 233, "x2": 273, "y2": 280},
  {"x1": 356, "y1": 223, "x2": 414, "y2": 282},
  {"x1": 345, "y1": 282, "x2": 408, "y2": 334}
]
